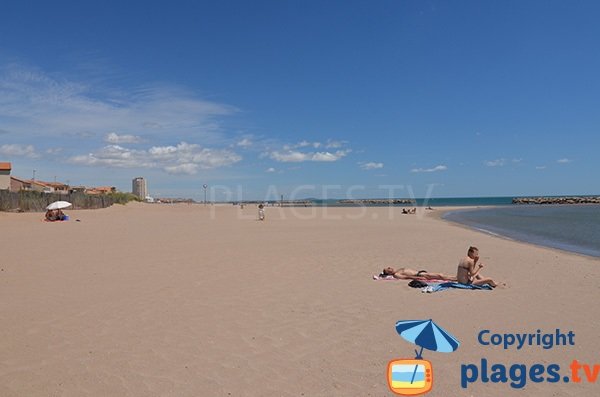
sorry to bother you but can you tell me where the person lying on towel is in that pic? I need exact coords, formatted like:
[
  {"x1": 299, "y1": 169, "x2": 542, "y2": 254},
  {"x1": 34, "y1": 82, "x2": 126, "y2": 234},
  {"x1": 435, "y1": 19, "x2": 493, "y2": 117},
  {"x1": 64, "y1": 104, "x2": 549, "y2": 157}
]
[{"x1": 379, "y1": 267, "x2": 456, "y2": 281}]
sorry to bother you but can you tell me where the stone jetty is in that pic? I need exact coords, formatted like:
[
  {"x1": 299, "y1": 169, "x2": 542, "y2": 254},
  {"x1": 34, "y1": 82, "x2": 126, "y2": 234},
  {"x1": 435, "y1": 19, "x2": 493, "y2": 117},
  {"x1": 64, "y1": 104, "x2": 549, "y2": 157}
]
[
  {"x1": 338, "y1": 199, "x2": 415, "y2": 205},
  {"x1": 512, "y1": 196, "x2": 600, "y2": 205}
]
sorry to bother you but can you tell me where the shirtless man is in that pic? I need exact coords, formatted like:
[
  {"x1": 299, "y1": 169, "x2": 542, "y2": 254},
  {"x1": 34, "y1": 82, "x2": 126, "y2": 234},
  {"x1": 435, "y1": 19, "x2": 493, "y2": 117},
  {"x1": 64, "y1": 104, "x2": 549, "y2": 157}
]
[
  {"x1": 457, "y1": 246, "x2": 498, "y2": 287},
  {"x1": 380, "y1": 267, "x2": 456, "y2": 281}
]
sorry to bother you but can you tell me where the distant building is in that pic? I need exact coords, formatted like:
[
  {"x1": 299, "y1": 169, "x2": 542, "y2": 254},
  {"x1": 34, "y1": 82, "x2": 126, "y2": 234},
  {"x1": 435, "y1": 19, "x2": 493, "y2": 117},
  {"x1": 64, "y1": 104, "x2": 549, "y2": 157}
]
[
  {"x1": 0, "y1": 162, "x2": 11, "y2": 190},
  {"x1": 86, "y1": 186, "x2": 116, "y2": 195},
  {"x1": 43, "y1": 182, "x2": 70, "y2": 194},
  {"x1": 9, "y1": 177, "x2": 52, "y2": 193},
  {"x1": 70, "y1": 186, "x2": 86, "y2": 194},
  {"x1": 10, "y1": 176, "x2": 29, "y2": 191},
  {"x1": 132, "y1": 177, "x2": 147, "y2": 199}
]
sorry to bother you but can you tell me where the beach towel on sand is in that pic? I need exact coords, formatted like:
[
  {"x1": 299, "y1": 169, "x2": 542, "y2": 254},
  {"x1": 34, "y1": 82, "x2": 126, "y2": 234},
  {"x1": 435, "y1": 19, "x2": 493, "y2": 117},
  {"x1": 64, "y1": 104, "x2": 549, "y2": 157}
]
[
  {"x1": 422, "y1": 282, "x2": 493, "y2": 293},
  {"x1": 372, "y1": 275, "x2": 449, "y2": 283}
]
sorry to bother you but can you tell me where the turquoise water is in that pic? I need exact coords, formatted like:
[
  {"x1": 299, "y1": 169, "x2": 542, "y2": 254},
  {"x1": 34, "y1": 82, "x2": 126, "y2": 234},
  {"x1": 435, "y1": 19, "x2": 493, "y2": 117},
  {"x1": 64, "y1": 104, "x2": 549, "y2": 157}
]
[{"x1": 443, "y1": 205, "x2": 600, "y2": 258}]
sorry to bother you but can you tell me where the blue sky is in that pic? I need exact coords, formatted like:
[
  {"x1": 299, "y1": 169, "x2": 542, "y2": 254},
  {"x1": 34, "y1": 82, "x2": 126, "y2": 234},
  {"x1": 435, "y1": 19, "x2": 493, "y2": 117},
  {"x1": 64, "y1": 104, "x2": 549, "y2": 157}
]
[{"x1": 1, "y1": 1, "x2": 599, "y2": 200}]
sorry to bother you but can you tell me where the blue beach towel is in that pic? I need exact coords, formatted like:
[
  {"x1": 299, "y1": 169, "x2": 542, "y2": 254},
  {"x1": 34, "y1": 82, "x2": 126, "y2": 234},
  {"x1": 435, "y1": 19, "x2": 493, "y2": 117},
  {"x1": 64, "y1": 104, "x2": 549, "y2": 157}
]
[{"x1": 422, "y1": 282, "x2": 493, "y2": 293}]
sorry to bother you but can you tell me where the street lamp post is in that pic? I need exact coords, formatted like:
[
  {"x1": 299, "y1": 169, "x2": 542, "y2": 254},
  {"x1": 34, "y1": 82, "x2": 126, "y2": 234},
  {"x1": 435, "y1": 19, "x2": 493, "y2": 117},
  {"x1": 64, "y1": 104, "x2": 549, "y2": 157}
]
[{"x1": 203, "y1": 184, "x2": 208, "y2": 205}]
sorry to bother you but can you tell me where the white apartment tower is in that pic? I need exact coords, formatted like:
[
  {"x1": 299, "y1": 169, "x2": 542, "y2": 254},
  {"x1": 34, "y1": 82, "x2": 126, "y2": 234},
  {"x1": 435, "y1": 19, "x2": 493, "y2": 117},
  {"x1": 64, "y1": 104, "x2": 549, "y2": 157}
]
[{"x1": 132, "y1": 177, "x2": 147, "y2": 199}]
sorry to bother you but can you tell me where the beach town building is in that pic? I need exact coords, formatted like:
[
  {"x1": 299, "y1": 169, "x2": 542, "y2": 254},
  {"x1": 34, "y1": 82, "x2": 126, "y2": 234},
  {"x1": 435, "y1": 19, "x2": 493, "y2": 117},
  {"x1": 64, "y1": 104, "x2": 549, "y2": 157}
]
[
  {"x1": 9, "y1": 176, "x2": 31, "y2": 191},
  {"x1": 132, "y1": 177, "x2": 147, "y2": 200},
  {"x1": 0, "y1": 162, "x2": 11, "y2": 190},
  {"x1": 8, "y1": 176, "x2": 71, "y2": 193},
  {"x1": 43, "y1": 182, "x2": 70, "y2": 194},
  {"x1": 69, "y1": 186, "x2": 86, "y2": 194},
  {"x1": 9, "y1": 178, "x2": 52, "y2": 193},
  {"x1": 86, "y1": 186, "x2": 116, "y2": 195}
]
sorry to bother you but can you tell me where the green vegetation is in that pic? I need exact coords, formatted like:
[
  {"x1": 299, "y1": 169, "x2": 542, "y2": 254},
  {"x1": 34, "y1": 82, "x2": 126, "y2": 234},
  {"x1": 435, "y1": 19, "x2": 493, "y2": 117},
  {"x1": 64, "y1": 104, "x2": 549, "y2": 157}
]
[{"x1": 107, "y1": 192, "x2": 141, "y2": 205}]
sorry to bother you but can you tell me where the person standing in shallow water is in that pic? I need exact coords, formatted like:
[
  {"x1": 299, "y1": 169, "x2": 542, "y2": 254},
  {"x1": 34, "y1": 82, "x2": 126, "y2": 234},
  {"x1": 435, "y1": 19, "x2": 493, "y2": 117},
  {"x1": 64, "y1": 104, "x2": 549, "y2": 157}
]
[
  {"x1": 457, "y1": 246, "x2": 499, "y2": 287},
  {"x1": 258, "y1": 204, "x2": 265, "y2": 221}
]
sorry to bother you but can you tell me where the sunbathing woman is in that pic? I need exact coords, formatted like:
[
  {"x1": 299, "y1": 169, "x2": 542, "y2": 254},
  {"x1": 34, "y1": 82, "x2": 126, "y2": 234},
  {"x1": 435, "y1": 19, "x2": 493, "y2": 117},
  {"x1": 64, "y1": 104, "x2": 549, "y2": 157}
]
[{"x1": 380, "y1": 267, "x2": 457, "y2": 281}]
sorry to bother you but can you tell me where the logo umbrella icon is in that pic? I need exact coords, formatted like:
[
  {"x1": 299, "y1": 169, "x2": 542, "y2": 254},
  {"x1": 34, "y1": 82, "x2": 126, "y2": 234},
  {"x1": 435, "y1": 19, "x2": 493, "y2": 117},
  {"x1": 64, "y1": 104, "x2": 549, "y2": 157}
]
[
  {"x1": 395, "y1": 319, "x2": 460, "y2": 358},
  {"x1": 388, "y1": 319, "x2": 460, "y2": 395}
]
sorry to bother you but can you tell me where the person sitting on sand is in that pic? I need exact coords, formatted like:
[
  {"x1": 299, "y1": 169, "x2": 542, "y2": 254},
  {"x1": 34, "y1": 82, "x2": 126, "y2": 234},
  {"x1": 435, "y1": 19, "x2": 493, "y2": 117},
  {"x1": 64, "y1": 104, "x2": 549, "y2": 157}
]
[
  {"x1": 380, "y1": 267, "x2": 456, "y2": 281},
  {"x1": 457, "y1": 246, "x2": 499, "y2": 287},
  {"x1": 45, "y1": 209, "x2": 67, "y2": 222},
  {"x1": 45, "y1": 209, "x2": 58, "y2": 221}
]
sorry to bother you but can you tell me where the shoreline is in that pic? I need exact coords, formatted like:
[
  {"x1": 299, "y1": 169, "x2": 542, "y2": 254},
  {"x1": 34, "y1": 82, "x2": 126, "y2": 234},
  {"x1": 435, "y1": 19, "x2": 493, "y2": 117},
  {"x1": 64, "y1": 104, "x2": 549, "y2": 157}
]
[{"x1": 436, "y1": 205, "x2": 600, "y2": 260}]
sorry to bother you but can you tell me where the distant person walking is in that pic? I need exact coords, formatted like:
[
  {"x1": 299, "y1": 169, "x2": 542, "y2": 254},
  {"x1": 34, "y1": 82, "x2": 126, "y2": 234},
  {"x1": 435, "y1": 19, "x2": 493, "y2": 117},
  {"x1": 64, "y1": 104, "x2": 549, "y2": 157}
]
[{"x1": 258, "y1": 204, "x2": 265, "y2": 221}]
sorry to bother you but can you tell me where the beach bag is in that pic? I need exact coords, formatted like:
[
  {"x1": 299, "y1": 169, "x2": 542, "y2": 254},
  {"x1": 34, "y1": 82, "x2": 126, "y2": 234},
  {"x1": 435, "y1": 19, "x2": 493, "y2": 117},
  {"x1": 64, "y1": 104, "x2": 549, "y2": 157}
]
[{"x1": 408, "y1": 280, "x2": 428, "y2": 288}]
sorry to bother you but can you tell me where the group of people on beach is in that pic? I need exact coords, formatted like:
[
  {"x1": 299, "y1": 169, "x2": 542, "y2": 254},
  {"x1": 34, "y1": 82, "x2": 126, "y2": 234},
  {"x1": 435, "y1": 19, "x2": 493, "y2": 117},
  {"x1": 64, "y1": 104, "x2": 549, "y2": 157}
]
[
  {"x1": 45, "y1": 209, "x2": 68, "y2": 222},
  {"x1": 380, "y1": 246, "x2": 499, "y2": 287}
]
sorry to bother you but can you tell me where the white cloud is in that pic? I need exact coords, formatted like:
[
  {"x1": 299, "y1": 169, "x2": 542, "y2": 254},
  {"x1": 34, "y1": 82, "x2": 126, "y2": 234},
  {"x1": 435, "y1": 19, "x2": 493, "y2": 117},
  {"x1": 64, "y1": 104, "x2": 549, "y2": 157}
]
[
  {"x1": 267, "y1": 140, "x2": 351, "y2": 163},
  {"x1": 325, "y1": 140, "x2": 345, "y2": 148},
  {"x1": 311, "y1": 151, "x2": 348, "y2": 162},
  {"x1": 0, "y1": 144, "x2": 39, "y2": 158},
  {"x1": 535, "y1": 166, "x2": 547, "y2": 170},
  {"x1": 69, "y1": 141, "x2": 241, "y2": 173},
  {"x1": 269, "y1": 149, "x2": 350, "y2": 163},
  {"x1": 148, "y1": 145, "x2": 178, "y2": 158},
  {"x1": 269, "y1": 150, "x2": 307, "y2": 163},
  {"x1": 410, "y1": 165, "x2": 447, "y2": 173},
  {"x1": 164, "y1": 163, "x2": 198, "y2": 175},
  {"x1": 70, "y1": 145, "x2": 151, "y2": 168},
  {"x1": 105, "y1": 132, "x2": 143, "y2": 144},
  {"x1": 557, "y1": 158, "x2": 572, "y2": 164},
  {"x1": 236, "y1": 138, "x2": 253, "y2": 148},
  {"x1": 266, "y1": 167, "x2": 276, "y2": 173},
  {"x1": 297, "y1": 140, "x2": 312, "y2": 148},
  {"x1": 359, "y1": 162, "x2": 384, "y2": 170},
  {"x1": 45, "y1": 147, "x2": 63, "y2": 155},
  {"x1": 280, "y1": 139, "x2": 345, "y2": 151},
  {"x1": 0, "y1": 65, "x2": 236, "y2": 144},
  {"x1": 484, "y1": 159, "x2": 506, "y2": 167}
]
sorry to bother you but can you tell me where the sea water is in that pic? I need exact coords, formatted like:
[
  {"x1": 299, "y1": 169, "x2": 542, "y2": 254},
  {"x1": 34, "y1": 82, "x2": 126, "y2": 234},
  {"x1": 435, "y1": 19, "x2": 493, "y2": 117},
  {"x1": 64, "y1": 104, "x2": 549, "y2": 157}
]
[
  {"x1": 443, "y1": 205, "x2": 600, "y2": 258},
  {"x1": 313, "y1": 197, "x2": 515, "y2": 207}
]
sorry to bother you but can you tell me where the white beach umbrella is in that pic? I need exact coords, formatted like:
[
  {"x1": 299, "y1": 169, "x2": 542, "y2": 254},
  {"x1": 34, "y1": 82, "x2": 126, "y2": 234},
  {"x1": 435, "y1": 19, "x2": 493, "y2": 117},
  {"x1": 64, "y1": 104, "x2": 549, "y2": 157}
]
[{"x1": 46, "y1": 201, "x2": 72, "y2": 210}]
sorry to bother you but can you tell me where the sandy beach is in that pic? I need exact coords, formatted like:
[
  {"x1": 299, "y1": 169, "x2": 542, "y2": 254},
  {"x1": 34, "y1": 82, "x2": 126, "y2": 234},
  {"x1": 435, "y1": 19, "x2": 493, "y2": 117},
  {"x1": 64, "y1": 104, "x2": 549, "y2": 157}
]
[{"x1": 1, "y1": 203, "x2": 599, "y2": 396}]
